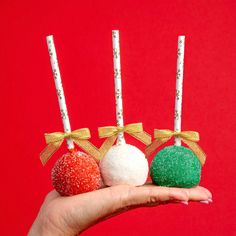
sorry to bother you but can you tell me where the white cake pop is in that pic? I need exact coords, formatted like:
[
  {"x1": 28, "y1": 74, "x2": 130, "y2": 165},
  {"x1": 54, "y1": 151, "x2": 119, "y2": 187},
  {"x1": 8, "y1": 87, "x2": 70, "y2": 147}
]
[
  {"x1": 100, "y1": 144, "x2": 148, "y2": 186},
  {"x1": 99, "y1": 31, "x2": 149, "y2": 186}
]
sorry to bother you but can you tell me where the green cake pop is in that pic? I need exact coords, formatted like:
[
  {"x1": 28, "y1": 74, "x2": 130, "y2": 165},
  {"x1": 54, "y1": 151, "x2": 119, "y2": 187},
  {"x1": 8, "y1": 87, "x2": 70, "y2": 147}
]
[
  {"x1": 148, "y1": 36, "x2": 205, "y2": 188},
  {"x1": 150, "y1": 146, "x2": 201, "y2": 187}
]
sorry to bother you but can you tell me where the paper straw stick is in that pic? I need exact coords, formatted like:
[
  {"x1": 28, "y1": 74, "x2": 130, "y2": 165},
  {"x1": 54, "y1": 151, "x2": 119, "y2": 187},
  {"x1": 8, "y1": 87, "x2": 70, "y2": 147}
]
[
  {"x1": 112, "y1": 30, "x2": 125, "y2": 145},
  {"x1": 174, "y1": 36, "x2": 185, "y2": 146},
  {"x1": 46, "y1": 35, "x2": 74, "y2": 150}
]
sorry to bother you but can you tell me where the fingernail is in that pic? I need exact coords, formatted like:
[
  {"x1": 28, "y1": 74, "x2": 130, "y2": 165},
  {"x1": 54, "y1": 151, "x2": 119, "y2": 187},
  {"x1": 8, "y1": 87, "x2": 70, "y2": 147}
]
[
  {"x1": 200, "y1": 200, "x2": 209, "y2": 204},
  {"x1": 208, "y1": 198, "x2": 213, "y2": 203},
  {"x1": 180, "y1": 201, "x2": 189, "y2": 205}
]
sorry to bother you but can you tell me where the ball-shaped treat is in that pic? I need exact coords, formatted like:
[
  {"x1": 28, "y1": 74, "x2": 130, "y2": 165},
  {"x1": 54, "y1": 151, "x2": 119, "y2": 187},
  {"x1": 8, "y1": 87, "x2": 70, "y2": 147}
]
[
  {"x1": 52, "y1": 151, "x2": 102, "y2": 196},
  {"x1": 150, "y1": 146, "x2": 201, "y2": 188},
  {"x1": 100, "y1": 144, "x2": 148, "y2": 186}
]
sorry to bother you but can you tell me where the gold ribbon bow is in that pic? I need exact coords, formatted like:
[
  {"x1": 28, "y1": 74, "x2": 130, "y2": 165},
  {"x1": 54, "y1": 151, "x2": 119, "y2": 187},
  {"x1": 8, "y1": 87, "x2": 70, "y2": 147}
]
[
  {"x1": 98, "y1": 123, "x2": 151, "y2": 158},
  {"x1": 40, "y1": 128, "x2": 101, "y2": 165},
  {"x1": 145, "y1": 129, "x2": 206, "y2": 166}
]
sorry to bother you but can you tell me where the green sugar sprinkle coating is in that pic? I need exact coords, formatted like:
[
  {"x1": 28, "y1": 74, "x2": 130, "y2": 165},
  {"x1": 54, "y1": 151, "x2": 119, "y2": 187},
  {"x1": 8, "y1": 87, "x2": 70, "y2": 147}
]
[{"x1": 150, "y1": 145, "x2": 201, "y2": 188}]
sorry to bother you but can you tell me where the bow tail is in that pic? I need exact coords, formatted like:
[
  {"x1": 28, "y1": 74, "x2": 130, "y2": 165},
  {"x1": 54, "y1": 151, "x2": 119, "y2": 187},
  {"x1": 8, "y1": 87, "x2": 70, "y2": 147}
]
[
  {"x1": 129, "y1": 131, "x2": 152, "y2": 146},
  {"x1": 145, "y1": 137, "x2": 171, "y2": 157},
  {"x1": 99, "y1": 135, "x2": 118, "y2": 159},
  {"x1": 73, "y1": 139, "x2": 101, "y2": 160},
  {"x1": 40, "y1": 140, "x2": 64, "y2": 166},
  {"x1": 181, "y1": 139, "x2": 206, "y2": 166}
]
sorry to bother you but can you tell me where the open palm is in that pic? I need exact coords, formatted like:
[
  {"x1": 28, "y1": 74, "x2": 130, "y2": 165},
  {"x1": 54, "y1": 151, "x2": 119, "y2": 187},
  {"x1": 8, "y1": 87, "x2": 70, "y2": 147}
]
[{"x1": 28, "y1": 184, "x2": 212, "y2": 236}]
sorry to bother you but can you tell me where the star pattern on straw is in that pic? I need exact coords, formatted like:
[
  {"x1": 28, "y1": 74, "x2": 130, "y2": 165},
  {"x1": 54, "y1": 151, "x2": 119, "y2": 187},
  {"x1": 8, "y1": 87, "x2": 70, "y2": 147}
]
[
  {"x1": 113, "y1": 48, "x2": 120, "y2": 59},
  {"x1": 53, "y1": 69, "x2": 58, "y2": 79},
  {"x1": 177, "y1": 48, "x2": 182, "y2": 57},
  {"x1": 57, "y1": 89, "x2": 62, "y2": 99},
  {"x1": 112, "y1": 31, "x2": 117, "y2": 38},
  {"x1": 176, "y1": 89, "x2": 180, "y2": 100},
  {"x1": 117, "y1": 111, "x2": 123, "y2": 122},
  {"x1": 176, "y1": 69, "x2": 181, "y2": 79},
  {"x1": 60, "y1": 109, "x2": 68, "y2": 120},
  {"x1": 116, "y1": 88, "x2": 122, "y2": 99},
  {"x1": 48, "y1": 42, "x2": 53, "y2": 57},
  {"x1": 175, "y1": 110, "x2": 180, "y2": 120},
  {"x1": 114, "y1": 68, "x2": 121, "y2": 79}
]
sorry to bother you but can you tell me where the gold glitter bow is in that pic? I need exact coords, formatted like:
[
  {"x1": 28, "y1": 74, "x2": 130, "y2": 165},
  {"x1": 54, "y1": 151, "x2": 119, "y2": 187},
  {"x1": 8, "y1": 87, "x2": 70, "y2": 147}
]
[
  {"x1": 98, "y1": 123, "x2": 151, "y2": 158},
  {"x1": 145, "y1": 129, "x2": 206, "y2": 166},
  {"x1": 40, "y1": 128, "x2": 101, "y2": 165}
]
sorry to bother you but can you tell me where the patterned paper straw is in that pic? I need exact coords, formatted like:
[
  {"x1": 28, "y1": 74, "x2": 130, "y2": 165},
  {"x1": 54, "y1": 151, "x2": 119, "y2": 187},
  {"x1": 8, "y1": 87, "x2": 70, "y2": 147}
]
[
  {"x1": 112, "y1": 30, "x2": 125, "y2": 145},
  {"x1": 46, "y1": 35, "x2": 74, "y2": 149},
  {"x1": 174, "y1": 36, "x2": 185, "y2": 146}
]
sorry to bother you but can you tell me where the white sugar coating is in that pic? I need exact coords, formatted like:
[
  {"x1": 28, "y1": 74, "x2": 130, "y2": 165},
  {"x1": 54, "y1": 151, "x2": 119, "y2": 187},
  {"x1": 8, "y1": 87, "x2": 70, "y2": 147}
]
[{"x1": 100, "y1": 144, "x2": 148, "y2": 186}]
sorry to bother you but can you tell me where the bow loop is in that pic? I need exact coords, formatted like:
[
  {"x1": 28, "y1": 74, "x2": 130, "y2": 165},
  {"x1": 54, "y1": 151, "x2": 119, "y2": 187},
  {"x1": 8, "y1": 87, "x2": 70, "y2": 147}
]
[
  {"x1": 124, "y1": 122, "x2": 143, "y2": 133},
  {"x1": 178, "y1": 131, "x2": 199, "y2": 141},
  {"x1": 98, "y1": 126, "x2": 120, "y2": 138},
  {"x1": 154, "y1": 129, "x2": 174, "y2": 139},
  {"x1": 44, "y1": 132, "x2": 66, "y2": 144}
]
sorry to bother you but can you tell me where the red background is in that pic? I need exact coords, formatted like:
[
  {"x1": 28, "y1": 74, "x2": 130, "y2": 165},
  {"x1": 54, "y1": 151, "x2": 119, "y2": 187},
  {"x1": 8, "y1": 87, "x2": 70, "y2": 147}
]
[{"x1": 0, "y1": 0, "x2": 235, "y2": 235}]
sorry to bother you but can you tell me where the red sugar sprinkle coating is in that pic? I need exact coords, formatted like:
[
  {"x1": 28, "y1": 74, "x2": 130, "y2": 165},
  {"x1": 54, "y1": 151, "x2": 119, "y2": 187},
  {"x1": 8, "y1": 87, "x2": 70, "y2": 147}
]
[{"x1": 51, "y1": 151, "x2": 102, "y2": 196}]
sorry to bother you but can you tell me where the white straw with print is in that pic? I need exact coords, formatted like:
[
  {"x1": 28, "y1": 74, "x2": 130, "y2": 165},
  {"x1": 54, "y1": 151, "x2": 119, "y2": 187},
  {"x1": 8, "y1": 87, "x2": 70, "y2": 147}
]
[{"x1": 46, "y1": 35, "x2": 74, "y2": 149}]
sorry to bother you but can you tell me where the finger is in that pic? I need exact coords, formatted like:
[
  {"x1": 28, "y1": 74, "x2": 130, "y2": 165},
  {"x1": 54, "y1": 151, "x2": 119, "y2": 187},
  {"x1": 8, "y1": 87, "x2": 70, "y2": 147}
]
[
  {"x1": 183, "y1": 186, "x2": 210, "y2": 201},
  {"x1": 98, "y1": 187, "x2": 190, "y2": 223},
  {"x1": 197, "y1": 186, "x2": 212, "y2": 199},
  {"x1": 123, "y1": 185, "x2": 189, "y2": 206},
  {"x1": 143, "y1": 183, "x2": 212, "y2": 200}
]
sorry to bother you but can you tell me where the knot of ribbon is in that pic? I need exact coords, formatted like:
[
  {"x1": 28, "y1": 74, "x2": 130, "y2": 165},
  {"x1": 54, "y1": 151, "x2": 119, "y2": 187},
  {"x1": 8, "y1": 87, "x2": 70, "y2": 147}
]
[
  {"x1": 40, "y1": 128, "x2": 101, "y2": 165},
  {"x1": 145, "y1": 129, "x2": 206, "y2": 166},
  {"x1": 98, "y1": 123, "x2": 151, "y2": 158}
]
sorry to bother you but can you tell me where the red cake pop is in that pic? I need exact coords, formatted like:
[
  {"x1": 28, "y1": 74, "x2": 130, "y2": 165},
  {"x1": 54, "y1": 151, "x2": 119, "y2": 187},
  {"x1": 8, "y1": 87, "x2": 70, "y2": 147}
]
[{"x1": 52, "y1": 150, "x2": 101, "y2": 196}]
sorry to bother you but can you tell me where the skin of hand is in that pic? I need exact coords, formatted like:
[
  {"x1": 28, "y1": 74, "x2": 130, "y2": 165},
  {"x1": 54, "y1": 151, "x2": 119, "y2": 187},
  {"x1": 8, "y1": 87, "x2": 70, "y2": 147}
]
[{"x1": 28, "y1": 184, "x2": 212, "y2": 236}]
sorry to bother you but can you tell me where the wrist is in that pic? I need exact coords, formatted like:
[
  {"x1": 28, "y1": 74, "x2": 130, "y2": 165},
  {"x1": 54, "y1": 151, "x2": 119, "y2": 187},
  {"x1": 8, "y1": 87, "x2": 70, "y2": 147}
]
[
  {"x1": 28, "y1": 217, "x2": 43, "y2": 236},
  {"x1": 28, "y1": 215, "x2": 63, "y2": 236},
  {"x1": 28, "y1": 211, "x2": 78, "y2": 236}
]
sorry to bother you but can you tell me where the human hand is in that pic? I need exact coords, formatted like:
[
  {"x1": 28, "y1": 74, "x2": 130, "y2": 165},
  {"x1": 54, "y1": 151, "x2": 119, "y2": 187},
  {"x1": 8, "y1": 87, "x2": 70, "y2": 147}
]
[{"x1": 28, "y1": 184, "x2": 212, "y2": 236}]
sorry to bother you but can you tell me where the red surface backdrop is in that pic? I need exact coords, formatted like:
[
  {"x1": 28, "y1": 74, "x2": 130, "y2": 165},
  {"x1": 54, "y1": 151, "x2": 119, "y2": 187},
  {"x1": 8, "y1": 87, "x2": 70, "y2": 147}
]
[{"x1": 0, "y1": 0, "x2": 236, "y2": 235}]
